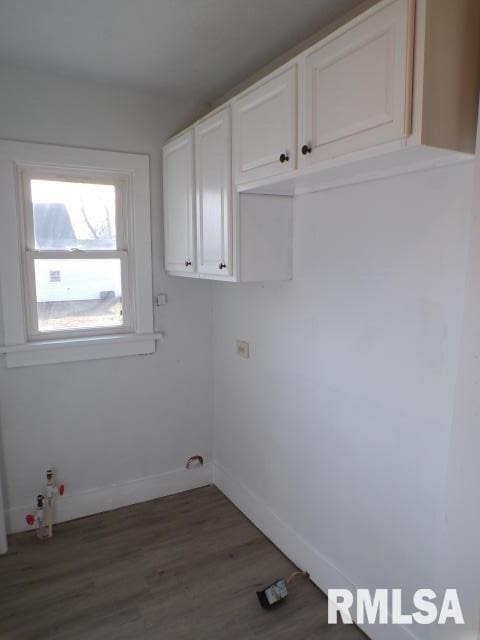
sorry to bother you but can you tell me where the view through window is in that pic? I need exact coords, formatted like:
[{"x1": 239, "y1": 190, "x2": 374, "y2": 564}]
[{"x1": 28, "y1": 178, "x2": 126, "y2": 335}]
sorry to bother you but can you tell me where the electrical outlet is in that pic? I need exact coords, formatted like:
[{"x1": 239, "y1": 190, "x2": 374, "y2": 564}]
[{"x1": 236, "y1": 340, "x2": 249, "y2": 359}]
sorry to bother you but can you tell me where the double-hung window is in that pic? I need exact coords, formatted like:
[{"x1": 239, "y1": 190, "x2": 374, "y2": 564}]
[
  {"x1": 0, "y1": 141, "x2": 157, "y2": 367},
  {"x1": 22, "y1": 171, "x2": 130, "y2": 338}
]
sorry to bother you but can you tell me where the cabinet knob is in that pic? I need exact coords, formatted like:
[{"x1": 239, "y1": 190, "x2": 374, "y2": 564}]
[
  {"x1": 279, "y1": 152, "x2": 290, "y2": 163},
  {"x1": 185, "y1": 260, "x2": 192, "y2": 267},
  {"x1": 218, "y1": 262, "x2": 226, "y2": 270},
  {"x1": 301, "y1": 144, "x2": 312, "y2": 155}
]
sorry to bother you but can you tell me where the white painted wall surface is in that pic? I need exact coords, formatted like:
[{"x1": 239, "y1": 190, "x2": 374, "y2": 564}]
[
  {"x1": 435, "y1": 119, "x2": 480, "y2": 640},
  {"x1": 0, "y1": 64, "x2": 213, "y2": 534},
  {"x1": 213, "y1": 163, "x2": 474, "y2": 640}
]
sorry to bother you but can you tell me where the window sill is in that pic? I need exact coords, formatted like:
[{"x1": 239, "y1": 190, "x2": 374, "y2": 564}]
[{"x1": 0, "y1": 333, "x2": 164, "y2": 368}]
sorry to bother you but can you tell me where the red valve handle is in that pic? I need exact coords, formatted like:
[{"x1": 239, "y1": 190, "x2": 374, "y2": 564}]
[
  {"x1": 26, "y1": 514, "x2": 35, "y2": 526},
  {"x1": 58, "y1": 484, "x2": 65, "y2": 496}
]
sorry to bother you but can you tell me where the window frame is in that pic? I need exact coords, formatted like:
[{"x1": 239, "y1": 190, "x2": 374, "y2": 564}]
[
  {"x1": 20, "y1": 168, "x2": 133, "y2": 340},
  {"x1": 0, "y1": 141, "x2": 157, "y2": 367}
]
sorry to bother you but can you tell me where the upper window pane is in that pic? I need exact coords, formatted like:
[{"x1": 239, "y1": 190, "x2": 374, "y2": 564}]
[{"x1": 31, "y1": 179, "x2": 117, "y2": 250}]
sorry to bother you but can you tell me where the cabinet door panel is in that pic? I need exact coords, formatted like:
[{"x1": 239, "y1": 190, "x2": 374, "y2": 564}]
[
  {"x1": 233, "y1": 66, "x2": 297, "y2": 184},
  {"x1": 302, "y1": 0, "x2": 413, "y2": 164},
  {"x1": 196, "y1": 109, "x2": 232, "y2": 276},
  {"x1": 163, "y1": 131, "x2": 195, "y2": 274}
]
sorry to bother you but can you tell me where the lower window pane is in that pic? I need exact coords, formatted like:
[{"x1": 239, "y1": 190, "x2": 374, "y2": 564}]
[{"x1": 34, "y1": 259, "x2": 124, "y2": 333}]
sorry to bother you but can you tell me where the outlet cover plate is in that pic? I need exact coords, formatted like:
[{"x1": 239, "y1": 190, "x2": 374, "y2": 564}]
[{"x1": 236, "y1": 340, "x2": 250, "y2": 359}]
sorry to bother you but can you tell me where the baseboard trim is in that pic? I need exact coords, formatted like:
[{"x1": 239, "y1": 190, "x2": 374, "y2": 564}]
[
  {"x1": 7, "y1": 463, "x2": 213, "y2": 534},
  {"x1": 212, "y1": 460, "x2": 418, "y2": 640}
]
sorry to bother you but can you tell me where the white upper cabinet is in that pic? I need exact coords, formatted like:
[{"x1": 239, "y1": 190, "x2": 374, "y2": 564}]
[
  {"x1": 195, "y1": 108, "x2": 232, "y2": 277},
  {"x1": 163, "y1": 131, "x2": 196, "y2": 274},
  {"x1": 301, "y1": 0, "x2": 414, "y2": 165},
  {"x1": 233, "y1": 66, "x2": 297, "y2": 184},
  {"x1": 164, "y1": 0, "x2": 479, "y2": 280}
]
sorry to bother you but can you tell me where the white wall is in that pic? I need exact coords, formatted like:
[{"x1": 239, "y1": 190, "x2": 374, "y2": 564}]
[
  {"x1": 213, "y1": 162, "x2": 474, "y2": 640},
  {"x1": 0, "y1": 64, "x2": 213, "y2": 532},
  {"x1": 435, "y1": 120, "x2": 480, "y2": 640}
]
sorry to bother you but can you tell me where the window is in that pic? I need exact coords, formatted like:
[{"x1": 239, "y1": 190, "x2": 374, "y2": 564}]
[
  {"x1": 0, "y1": 141, "x2": 158, "y2": 367},
  {"x1": 22, "y1": 173, "x2": 129, "y2": 338}
]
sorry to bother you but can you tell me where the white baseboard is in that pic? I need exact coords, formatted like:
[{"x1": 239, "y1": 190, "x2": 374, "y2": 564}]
[
  {"x1": 7, "y1": 463, "x2": 212, "y2": 534},
  {"x1": 212, "y1": 460, "x2": 419, "y2": 640}
]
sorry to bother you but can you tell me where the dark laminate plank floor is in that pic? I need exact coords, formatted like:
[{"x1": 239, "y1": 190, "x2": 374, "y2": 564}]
[{"x1": 0, "y1": 486, "x2": 367, "y2": 640}]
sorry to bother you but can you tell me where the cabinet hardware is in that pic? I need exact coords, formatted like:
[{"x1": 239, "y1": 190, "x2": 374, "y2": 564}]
[
  {"x1": 279, "y1": 152, "x2": 290, "y2": 163},
  {"x1": 301, "y1": 145, "x2": 312, "y2": 155},
  {"x1": 185, "y1": 260, "x2": 192, "y2": 267},
  {"x1": 218, "y1": 262, "x2": 227, "y2": 270}
]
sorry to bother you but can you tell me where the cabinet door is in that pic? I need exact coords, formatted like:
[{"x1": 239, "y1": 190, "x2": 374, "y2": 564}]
[
  {"x1": 195, "y1": 108, "x2": 232, "y2": 277},
  {"x1": 302, "y1": 0, "x2": 414, "y2": 165},
  {"x1": 233, "y1": 66, "x2": 297, "y2": 185},
  {"x1": 163, "y1": 131, "x2": 196, "y2": 274}
]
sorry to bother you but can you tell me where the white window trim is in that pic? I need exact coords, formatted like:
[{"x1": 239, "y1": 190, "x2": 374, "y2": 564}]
[{"x1": 0, "y1": 140, "x2": 159, "y2": 367}]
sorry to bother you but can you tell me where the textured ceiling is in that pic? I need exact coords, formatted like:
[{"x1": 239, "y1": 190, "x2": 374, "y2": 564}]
[{"x1": 0, "y1": 0, "x2": 364, "y2": 103}]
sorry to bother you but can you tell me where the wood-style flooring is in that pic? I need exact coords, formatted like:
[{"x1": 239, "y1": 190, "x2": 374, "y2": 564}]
[{"x1": 0, "y1": 485, "x2": 367, "y2": 639}]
